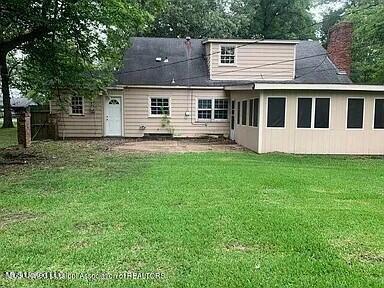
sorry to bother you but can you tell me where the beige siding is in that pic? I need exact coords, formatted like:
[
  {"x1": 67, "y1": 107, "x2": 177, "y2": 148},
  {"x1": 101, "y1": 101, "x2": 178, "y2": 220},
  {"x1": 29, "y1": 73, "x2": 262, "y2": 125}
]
[
  {"x1": 122, "y1": 88, "x2": 229, "y2": 137},
  {"x1": 230, "y1": 91, "x2": 259, "y2": 151},
  {"x1": 208, "y1": 43, "x2": 296, "y2": 81},
  {"x1": 51, "y1": 96, "x2": 103, "y2": 138},
  {"x1": 260, "y1": 90, "x2": 384, "y2": 155}
]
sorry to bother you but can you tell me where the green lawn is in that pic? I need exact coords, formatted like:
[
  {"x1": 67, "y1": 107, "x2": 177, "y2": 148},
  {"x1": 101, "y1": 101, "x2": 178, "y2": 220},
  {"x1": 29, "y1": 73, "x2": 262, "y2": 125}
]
[
  {"x1": 0, "y1": 141, "x2": 383, "y2": 287},
  {"x1": 0, "y1": 119, "x2": 17, "y2": 148}
]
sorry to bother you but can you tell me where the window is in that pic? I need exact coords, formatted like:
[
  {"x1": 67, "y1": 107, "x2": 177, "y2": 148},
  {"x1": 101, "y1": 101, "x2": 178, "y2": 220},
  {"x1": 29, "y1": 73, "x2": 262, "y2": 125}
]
[
  {"x1": 71, "y1": 96, "x2": 84, "y2": 115},
  {"x1": 374, "y1": 99, "x2": 384, "y2": 129},
  {"x1": 237, "y1": 101, "x2": 240, "y2": 125},
  {"x1": 296, "y1": 97, "x2": 331, "y2": 129},
  {"x1": 197, "y1": 99, "x2": 212, "y2": 119},
  {"x1": 249, "y1": 99, "x2": 253, "y2": 126},
  {"x1": 241, "y1": 100, "x2": 247, "y2": 125},
  {"x1": 253, "y1": 98, "x2": 259, "y2": 127},
  {"x1": 220, "y1": 45, "x2": 236, "y2": 65},
  {"x1": 297, "y1": 98, "x2": 312, "y2": 128},
  {"x1": 267, "y1": 98, "x2": 286, "y2": 128},
  {"x1": 197, "y1": 99, "x2": 228, "y2": 120},
  {"x1": 231, "y1": 100, "x2": 235, "y2": 130},
  {"x1": 314, "y1": 98, "x2": 330, "y2": 128},
  {"x1": 150, "y1": 97, "x2": 170, "y2": 116},
  {"x1": 214, "y1": 99, "x2": 229, "y2": 119},
  {"x1": 247, "y1": 99, "x2": 259, "y2": 127},
  {"x1": 347, "y1": 98, "x2": 364, "y2": 129}
]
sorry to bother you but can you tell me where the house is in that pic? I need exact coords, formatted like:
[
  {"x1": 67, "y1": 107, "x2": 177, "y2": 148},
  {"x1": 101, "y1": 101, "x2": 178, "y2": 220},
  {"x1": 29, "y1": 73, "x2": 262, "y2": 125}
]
[{"x1": 50, "y1": 22, "x2": 384, "y2": 154}]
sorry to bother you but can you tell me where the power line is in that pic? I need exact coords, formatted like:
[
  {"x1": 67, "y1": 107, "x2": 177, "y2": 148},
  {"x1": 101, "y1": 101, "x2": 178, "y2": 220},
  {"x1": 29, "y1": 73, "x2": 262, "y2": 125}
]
[
  {"x1": 155, "y1": 52, "x2": 329, "y2": 85},
  {"x1": 116, "y1": 39, "x2": 265, "y2": 75}
]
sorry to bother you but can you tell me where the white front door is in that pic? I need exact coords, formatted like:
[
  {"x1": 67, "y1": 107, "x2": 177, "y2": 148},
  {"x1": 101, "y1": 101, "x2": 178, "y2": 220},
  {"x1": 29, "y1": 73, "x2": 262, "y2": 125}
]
[{"x1": 105, "y1": 97, "x2": 122, "y2": 136}]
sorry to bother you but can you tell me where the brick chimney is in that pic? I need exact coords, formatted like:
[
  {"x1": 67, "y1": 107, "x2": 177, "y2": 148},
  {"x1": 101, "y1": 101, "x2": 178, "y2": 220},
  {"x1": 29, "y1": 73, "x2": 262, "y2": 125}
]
[{"x1": 327, "y1": 22, "x2": 353, "y2": 75}]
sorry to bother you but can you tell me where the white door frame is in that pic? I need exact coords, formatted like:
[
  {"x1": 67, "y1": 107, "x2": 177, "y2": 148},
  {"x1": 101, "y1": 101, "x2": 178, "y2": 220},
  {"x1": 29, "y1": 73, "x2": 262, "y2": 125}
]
[{"x1": 104, "y1": 95, "x2": 124, "y2": 137}]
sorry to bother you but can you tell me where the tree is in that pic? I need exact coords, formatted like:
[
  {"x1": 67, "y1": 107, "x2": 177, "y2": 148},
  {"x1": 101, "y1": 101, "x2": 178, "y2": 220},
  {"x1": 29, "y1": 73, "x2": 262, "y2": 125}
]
[
  {"x1": 145, "y1": 0, "x2": 242, "y2": 38},
  {"x1": 345, "y1": 0, "x2": 384, "y2": 83},
  {"x1": 0, "y1": 0, "x2": 163, "y2": 128},
  {"x1": 230, "y1": 0, "x2": 316, "y2": 39}
]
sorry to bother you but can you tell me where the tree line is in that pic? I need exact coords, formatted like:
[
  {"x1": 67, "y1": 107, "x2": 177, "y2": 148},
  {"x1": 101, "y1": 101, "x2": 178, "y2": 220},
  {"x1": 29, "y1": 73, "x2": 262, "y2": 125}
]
[{"x1": 0, "y1": 0, "x2": 383, "y2": 128}]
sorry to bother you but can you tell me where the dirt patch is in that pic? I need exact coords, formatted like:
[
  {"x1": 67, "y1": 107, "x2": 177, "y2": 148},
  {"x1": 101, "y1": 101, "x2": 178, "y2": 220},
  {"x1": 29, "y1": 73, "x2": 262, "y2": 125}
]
[
  {"x1": 0, "y1": 211, "x2": 38, "y2": 229},
  {"x1": 112, "y1": 139, "x2": 244, "y2": 153}
]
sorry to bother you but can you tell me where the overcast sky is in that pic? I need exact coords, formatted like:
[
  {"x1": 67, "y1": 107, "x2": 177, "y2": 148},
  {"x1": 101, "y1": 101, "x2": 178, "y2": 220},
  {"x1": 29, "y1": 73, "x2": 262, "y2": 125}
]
[{"x1": 311, "y1": 2, "x2": 346, "y2": 22}]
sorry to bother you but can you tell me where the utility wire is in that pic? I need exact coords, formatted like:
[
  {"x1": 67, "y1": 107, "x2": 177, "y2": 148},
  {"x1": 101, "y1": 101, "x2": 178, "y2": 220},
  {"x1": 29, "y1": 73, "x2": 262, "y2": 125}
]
[
  {"x1": 115, "y1": 39, "x2": 266, "y2": 75},
  {"x1": 154, "y1": 52, "x2": 329, "y2": 85}
]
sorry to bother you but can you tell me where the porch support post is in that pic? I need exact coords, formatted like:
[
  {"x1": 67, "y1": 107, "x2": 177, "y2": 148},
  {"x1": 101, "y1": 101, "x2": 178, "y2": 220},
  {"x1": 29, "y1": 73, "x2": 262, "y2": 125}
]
[{"x1": 257, "y1": 90, "x2": 264, "y2": 154}]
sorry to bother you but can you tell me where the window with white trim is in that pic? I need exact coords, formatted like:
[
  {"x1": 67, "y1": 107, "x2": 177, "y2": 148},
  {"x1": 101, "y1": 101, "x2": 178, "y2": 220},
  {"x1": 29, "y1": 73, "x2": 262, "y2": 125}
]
[
  {"x1": 267, "y1": 97, "x2": 286, "y2": 128},
  {"x1": 197, "y1": 99, "x2": 228, "y2": 120},
  {"x1": 296, "y1": 97, "x2": 330, "y2": 129},
  {"x1": 347, "y1": 98, "x2": 364, "y2": 129},
  {"x1": 374, "y1": 99, "x2": 384, "y2": 129},
  {"x1": 220, "y1": 45, "x2": 236, "y2": 64},
  {"x1": 150, "y1": 97, "x2": 170, "y2": 116},
  {"x1": 71, "y1": 96, "x2": 84, "y2": 115}
]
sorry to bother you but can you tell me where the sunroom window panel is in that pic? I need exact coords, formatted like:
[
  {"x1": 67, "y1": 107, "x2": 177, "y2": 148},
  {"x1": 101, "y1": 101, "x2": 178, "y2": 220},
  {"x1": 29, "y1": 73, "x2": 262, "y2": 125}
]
[
  {"x1": 241, "y1": 100, "x2": 247, "y2": 125},
  {"x1": 237, "y1": 101, "x2": 240, "y2": 125},
  {"x1": 347, "y1": 99, "x2": 364, "y2": 129},
  {"x1": 253, "y1": 99, "x2": 259, "y2": 127},
  {"x1": 267, "y1": 98, "x2": 286, "y2": 128},
  {"x1": 249, "y1": 99, "x2": 254, "y2": 126},
  {"x1": 297, "y1": 98, "x2": 312, "y2": 128},
  {"x1": 374, "y1": 99, "x2": 384, "y2": 129},
  {"x1": 314, "y1": 98, "x2": 330, "y2": 128}
]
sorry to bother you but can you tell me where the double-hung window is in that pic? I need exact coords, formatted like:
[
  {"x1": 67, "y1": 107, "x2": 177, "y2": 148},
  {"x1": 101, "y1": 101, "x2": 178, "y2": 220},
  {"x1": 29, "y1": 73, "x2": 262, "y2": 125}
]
[
  {"x1": 267, "y1": 97, "x2": 286, "y2": 128},
  {"x1": 374, "y1": 99, "x2": 384, "y2": 129},
  {"x1": 71, "y1": 96, "x2": 84, "y2": 115},
  {"x1": 297, "y1": 97, "x2": 330, "y2": 129},
  {"x1": 220, "y1": 45, "x2": 236, "y2": 65},
  {"x1": 197, "y1": 99, "x2": 228, "y2": 121},
  {"x1": 150, "y1": 97, "x2": 170, "y2": 116},
  {"x1": 347, "y1": 98, "x2": 364, "y2": 129}
]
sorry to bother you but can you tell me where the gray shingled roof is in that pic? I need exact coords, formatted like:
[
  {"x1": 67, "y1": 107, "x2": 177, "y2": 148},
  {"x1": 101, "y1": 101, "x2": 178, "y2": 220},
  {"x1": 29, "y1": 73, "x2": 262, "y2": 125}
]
[{"x1": 115, "y1": 37, "x2": 352, "y2": 87}]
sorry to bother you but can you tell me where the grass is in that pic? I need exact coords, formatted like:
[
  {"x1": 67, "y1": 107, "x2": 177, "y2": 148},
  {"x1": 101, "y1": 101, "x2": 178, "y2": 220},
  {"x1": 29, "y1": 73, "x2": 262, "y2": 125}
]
[
  {"x1": 0, "y1": 141, "x2": 383, "y2": 287},
  {"x1": 0, "y1": 118, "x2": 17, "y2": 148}
]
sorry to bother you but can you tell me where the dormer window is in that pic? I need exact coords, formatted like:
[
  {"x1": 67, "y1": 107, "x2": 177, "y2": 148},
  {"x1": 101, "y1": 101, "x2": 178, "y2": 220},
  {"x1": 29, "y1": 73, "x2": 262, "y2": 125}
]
[{"x1": 220, "y1": 45, "x2": 236, "y2": 65}]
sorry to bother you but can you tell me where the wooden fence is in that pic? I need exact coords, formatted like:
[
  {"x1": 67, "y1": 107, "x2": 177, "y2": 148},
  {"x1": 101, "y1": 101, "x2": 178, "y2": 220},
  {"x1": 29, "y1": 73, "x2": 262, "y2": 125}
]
[{"x1": 30, "y1": 106, "x2": 57, "y2": 140}]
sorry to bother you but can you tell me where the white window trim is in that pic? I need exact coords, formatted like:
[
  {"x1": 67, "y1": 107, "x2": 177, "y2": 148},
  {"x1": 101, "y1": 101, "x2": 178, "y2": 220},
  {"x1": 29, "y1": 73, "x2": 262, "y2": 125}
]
[
  {"x1": 148, "y1": 96, "x2": 172, "y2": 118},
  {"x1": 69, "y1": 96, "x2": 85, "y2": 116},
  {"x1": 295, "y1": 96, "x2": 332, "y2": 130},
  {"x1": 346, "y1": 97, "x2": 365, "y2": 130},
  {"x1": 196, "y1": 98, "x2": 229, "y2": 122},
  {"x1": 218, "y1": 44, "x2": 237, "y2": 67},
  {"x1": 266, "y1": 96, "x2": 287, "y2": 129},
  {"x1": 373, "y1": 97, "x2": 384, "y2": 130}
]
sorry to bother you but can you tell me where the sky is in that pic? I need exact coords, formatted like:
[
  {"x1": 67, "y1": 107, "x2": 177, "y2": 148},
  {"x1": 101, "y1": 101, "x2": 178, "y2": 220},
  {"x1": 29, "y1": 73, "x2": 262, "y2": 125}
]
[{"x1": 310, "y1": 1, "x2": 346, "y2": 22}]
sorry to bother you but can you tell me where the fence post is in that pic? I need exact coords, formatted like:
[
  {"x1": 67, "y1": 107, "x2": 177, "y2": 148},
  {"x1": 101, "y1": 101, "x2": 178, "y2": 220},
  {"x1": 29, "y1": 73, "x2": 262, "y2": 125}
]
[{"x1": 17, "y1": 111, "x2": 31, "y2": 148}]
